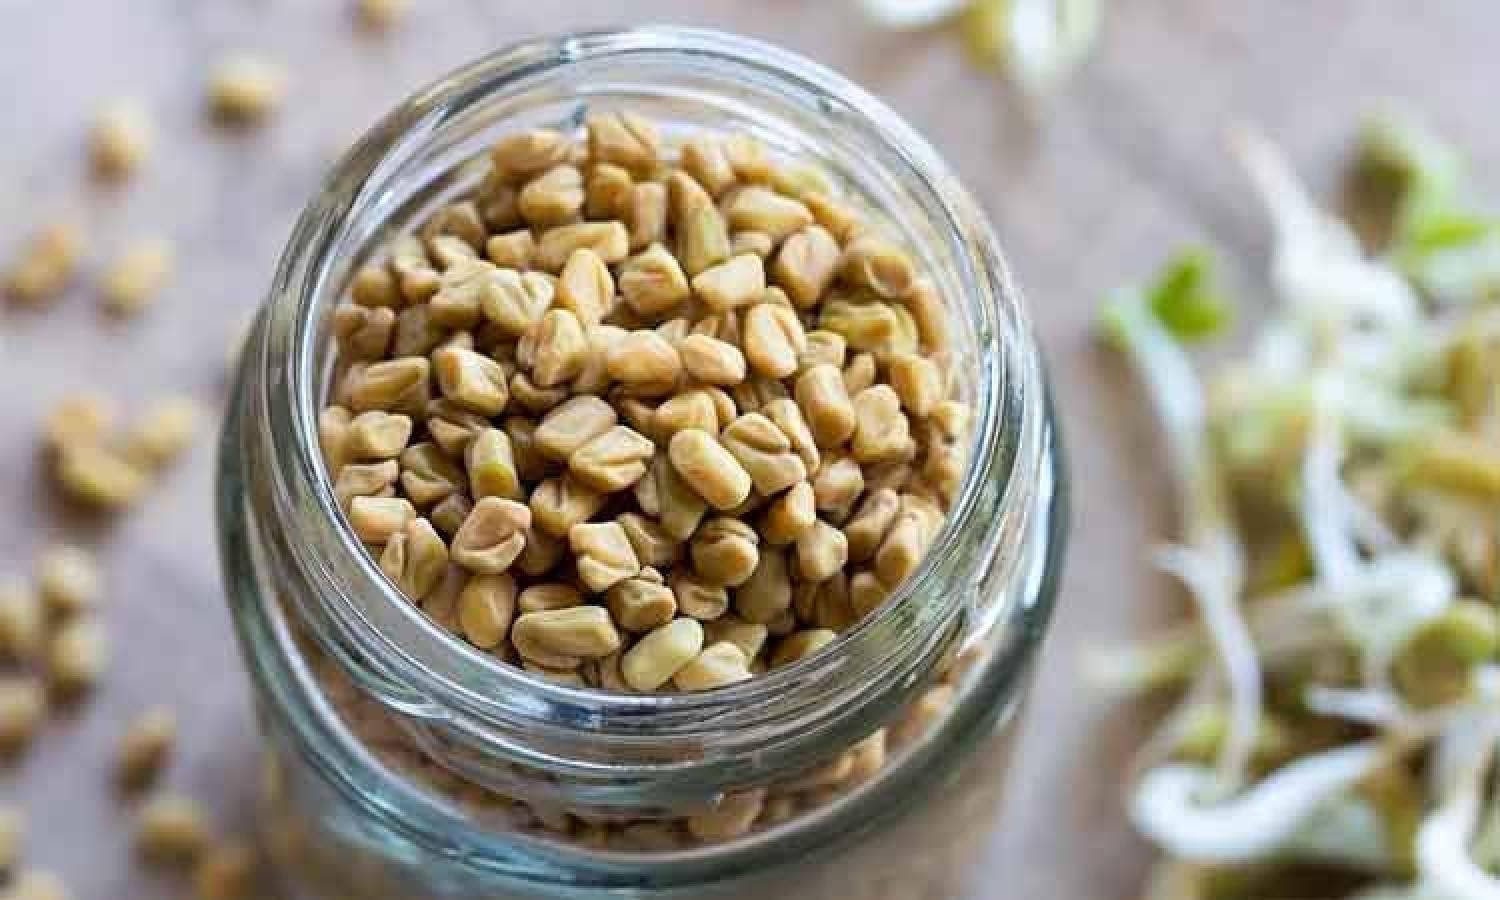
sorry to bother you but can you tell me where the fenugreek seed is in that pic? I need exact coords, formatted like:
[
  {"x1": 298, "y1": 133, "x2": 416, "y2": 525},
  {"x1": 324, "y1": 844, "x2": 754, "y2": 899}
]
[
  {"x1": 351, "y1": 265, "x2": 400, "y2": 308},
  {"x1": 606, "y1": 331, "x2": 682, "y2": 386},
  {"x1": 207, "y1": 53, "x2": 285, "y2": 123},
  {"x1": 527, "y1": 309, "x2": 586, "y2": 387},
  {"x1": 101, "y1": 237, "x2": 172, "y2": 315},
  {"x1": 9, "y1": 870, "x2": 67, "y2": 900},
  {"x1": 585, "y1": 164, "x2": 633, "y2": 221},
  {"x1": 529, "y1": 475, "x2": 606, "y2": 538},
  {"x1": 43, "y1": 392, "x2": 113, "y2": 452},
  {"x1": 845, "y1": 488, "x2": 900, "y2": 563},
  {"x1": 421, "y1": 566, "x2": 466, "y2": 633},
  {"x1": 6, "y1": 222, "x2": 81, "y2": 305},
  {"x1": 772, "y1": 225, "x2": 841, "y2": 308},
  {"x1": 734, "y1": 548, "x2": 792, "y2": 624},
  {"x1": 922, "y1": 441, "x2": 966, "y2": 504},
  {"x1": 759, "y1": 399, "x2": 819, "y2": 474},
  {"x1": 458, "y1": 573, "x2": 516, "y2": 649},
  {"x1": 680, "y1": 136, "x2": 736, "y2": 197},
  {"x1": 687, "y1": 790, "x2": 764, "y2": 841},
  {"x1": 796, "y1": 519, "x2": 848, "y2": 582},
  {"x1": 887, "y1": 352, "x2": 944, "y2": 418},
  {"x1": 723, "y1": 134, "x2": 772, "y2": 182},
  {"x1": 505, "y1": 371, "x2": 566, "y2": 417},
  {"x1": 555, "y1": 248, "x2": 614, "y2": 327},
  {"x1": 794, "y1": 364, "x2": 856, "y2": 448},
  {"x1": 730, "y1": 230, "x2": 775, "y2": 260},
  {"x1": 500, "y1": 416, "x2": 547, "y2": 481},
  {"x1": 614, "y1": 395, "x2": 659, "y2": 442},
  {"x1": 333, "y1": 303, "x2": 396, "y2": 359},
  {"x1": 570, "y1": 522, "x2": 641, "y2": 592},
  {"x1": 342, "y1": 410, "x2": 410, "y2": 462},
  {"x1": 621, "y1": 618, "x2": 703, "y2": 694},
  {"x1": 813, "y1": 456, "x2": 865, "y2": 521},
  {"x1": 586, "y1": 111, "x2": 660, "y2": 176},
  {"x1": 702, "y1": 617, "x2": 768, "y2": 661},
  {"x1": 607, "y1": 576, "x2": 677, "y2": 632},
  {"x1": 690, "y1": 518, "x2": 761, "y2": 588},
  {"x1": 536, "y1": 222, "x2": 630, "y2": 271},
  {"x1": 451, "y1": 497, "x2": 530, "y2": 574},
  {"x1": 431, "y1": 346, "x2": 507, "y2": 417},
  {"x1": 518, "y1": 165, "x2": 585, "y2": 227},
  {"x1": 490, "y1": 129, "x2": 570, "y2": 182},
  {"x1": 669, "y1": 569, "x2": 729, "y2": 621},
  {"x1": 485, "y1": 230, "x2": 536, "y2": 271},
  {"x1": 931, "y1": 400, "x2": 971, "y2": 443},
  {"x1": 673, "y1": 641, "x2": 751, "y2": 691},
  {"x1": 691, "y1": 254, "x2": 765, "y2": 312},
  {"x1": 465, "y1": 427, "x2": 521, "y2": 501},
  {"x1": 0, "y1": 579, "x2": 43, "y2": 661},
  {"x1": 842, "y1": 233, "x2": 916, "y2": 298},
  {"x1": 390, "y1": 306, "x2": 442, "y2": 357},
  {"x1": 669, "y1": 430, "x2": 752, "y2": 511},
  {"x1": 618, "y1": 513, "x2": 682, "y2": 569},
  {"x1": 194, "y1": 841, "x2": 257, "y2": 900},
  {"x1": 514, "y1": 524, "x2": 565, "y2": 577},
  {"x1": 117, "y1": 706, "x2": 177, "y2": 790},
  {"x1": 137, "y1": 794, "x2": 208, "y2": 864},
  {"x1": 626, "y1": 181, "x2": 668, "y2": 251},
  {"x1": 426, "y1": 259, "x2": 488, "y2": 327},
  {"x1": 37, "y1": 545, "x2": 99, "y2": 615},
  {"x1": 618, "y1": 243, "x2": 690, "y2": 317},
  {"x1": 348, "y1": 495, "x2": 415, "y2": 544},
  {"x1": 479, "y1": 269, "x2": 554, "y2": 336},
  {"x1": 678, "y1": 334, "x2": 747, "y2": 386},
  {"x1": 380, "y1": 517, "x2": 448, "y2": 599},
  {"x1": 570, "y1": 426, "x2": 654, "y2": 493},
  {"x1": 430, "y1": 493, "x2": 473, "y2": 537},
  {"x1": 513, "y1": 606, "x2": 621, "y2": 665},
  {"x1": 356, "y1": 0, "x2": 408, "y2": 29},
  {"x1": 670, "y1": 174, "x2": 731, "y2": 277},
  {"x1": 0, "y1": 677, "x2": 45, "y2": 750},
  {"x1": 761, "y1": 480, "x2": 817, "y2": 546},
  {"x1": 851, "y1": 384, "x2": 913, "y2": 464},
  {"x1": 346, "y1": 356, "x2": 431, "y2": 414},
  {"x1": 875, "y1": 507, "x2": 935, "y2": 588},
  {"x1": 535, "y1": 396, "x2": 618, "y2": 461},
  {"x1": 422, "y1": 202, "x2": 488, "y2": 251},
  {"x1": 742, "y1": 303, "x2": 807, "y2": 379},
  {"x1": 729, "y1": 376, "x2": 787, "y2": 416},
  {"x1": 48, "y1": 618, "x2": 108, "y2": 695},
  {"x1": 91, "y1": 99, "x2": 152, "y2": 178},
  {"x1": 0, "y1": 807, "x2": 21, "y2": 873},
  {"x1": 724, "y1": 186, "x2": 813, "y2": 243},
  {"x1": 651, "y1": 390, "x2": 719, "y2": 440},
  {"x1": 55, "y1": 444, "x2": 149, "y2": 508},
  {"x1": 772, "y1": 628, "x2": 838, "y2": 667},
  {"x1": 516, "y1": 583, "x2": 581, "y2": 615},
  {"x1": 904, "y1": 277, "x2": 950, "y2": 351},
  {"x1": 720, "y1": 413, "x2": 807, "y2": 496},
  {"x1": 568, "y1": 323, "x2": 622, "y2": 394},
  {"x1": 334, "y1": 460, "x2": 399, "y2": 508}
]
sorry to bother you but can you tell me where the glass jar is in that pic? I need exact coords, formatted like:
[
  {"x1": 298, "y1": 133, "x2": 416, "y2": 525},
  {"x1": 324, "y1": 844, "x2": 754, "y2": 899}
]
[{"x1": 217, "y1": 26, "x2": 1067, "y2": 900}]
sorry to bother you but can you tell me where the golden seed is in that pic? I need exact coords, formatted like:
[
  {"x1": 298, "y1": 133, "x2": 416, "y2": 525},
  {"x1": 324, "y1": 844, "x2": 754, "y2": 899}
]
[
  {"x1": 91, "y1": 98, "x2": 152, "y2": 178},
  {"x1": 761, "y1": 480, "x2": 817, "y2": 546},
  {"x1": 529, "y1": 475, "x2": 606, "y2": 538},
  {"x1": 485, "y1": 230, "x2": 537, "y2": 270},
  {"x1": 607, "y1": 575, "x2": 678, "y2": 633},
  {"x1": 348, "y1": 495, "x2": 416, "y2": 544},
  {"x1": 101, "y1": 237, "x2": 173, "y2": 315},
  {"x1": 48, "y1": 618, "x2": 108, "y2": 696},
  {"x1": 490, "y1": 129, "x2": 570, "y2": 183},
  {"x1": 730, "y1": 230, "x2": 775, "y2": 260},
  {"x1": 535, "y1": 396, "x2": 618, "y2": 461},
  {"x1": 845, "y1": 488, "x2": 901, "y2": 563},
  {"x1": 54, "y1": 444, "x2": 150, "y2": 508},
  {"x1": 723, "y1": 186, "x2": 813, "y2": 242},
  {"x1": 356, "y1": 0, "x2": 408, "y2": 30},
  {"x1": 450, "y1": 497, "x2": 531, "y2": 574},
  {"x1": 465, "y1": 427, "x2": 522, "y2": 501},
  {"x1": 207, "y1": 53, "x2": 285, "y2": 123},
  {"x1": 691, "y1": 518, "x2": 760, "y2": 588},
  {"x1": 618, "y1": 243, "x2": 690, "y2": 317},
  {"x1": 0, "y1": 579, "x2": 43, "y2": 661},
  {"x1": 536, "y1": 222, "x2": 630, "y2": 271},
  {"x1": 570, "y1": 426, "x2": 655, "y2": 493},
  {"x1": 677, "y1": 334, "x2": 746, "y2": 387},
  {"x1": 841, "y1": 233, "x2": 916, "y2": 298},
  {"x1": 556, "y1": 248, "x2": 614, "y2": 326},
  {"x1": 379, "y1": 517, "x2": 449, "y2": 599},
  {"x1": 687, "y1": 790, "x2": 763, "y2": 841},
  {"x1": 772, "y1": 628, "x2": 838, "y2": 667},
  {"x1": 0, "y1": 677, "x2": 45, "y2": 751},
  {"x1": 680, "y1": 136, "x2": 736, "y2": 197},
  {"x1": 6, "y1": 222, "x2": 81, "y2": 306},
  {"x1": 626, "y1": 181, "x2": 669, "y2": 251},
  {"x1": 605, "y1": 330, "x2": 682, "y2": 386},
  {"x1": 512, "y1": 606, "x2": 621, "y2": 665},
  {"x1": 742, "y1": 303, "x2": 807, "y2": 379},
  {"x1": 193, "y1": 841, "x2": 258, "y2": 900},
  {"x1": 586, "y1": 111, "x2": 660, "y2": 176},
  {"x1": 42, "y1": 392, "x2": 113, "y2": 452},
  {"x1": 851, "y1": 384, "x2": 913, "y2": 464},
  {"x1": 518, "y1": 165, "x2": 585, "y2": 227},
  {"x1": 137, "y1": 793, "x2": 209, "y2": 864},
  {"x1": 772, "y1": 225, "x2": 841, "y2": 307},
  {"x1": 117, "y1": 706, "x2": 177, "y2": 790},
  {"x1": 734, "y1": 548, "x2": 792, "y2": 625},
  {"x1": 622, "y1": 618, "x2": 703, "y2": 691},
  {"x1": 569, "y1": 522, "x2": 642, "y2": 593},
  {"x1": 796, "y1": 519, "x2": 849, "y2": 582},
  {"x1": 479, "y1": 269, "x2": 555, "y2": 336},
  {"x1": 668, "y1": 429, "x2": 752, "y2": 511},
  {"x1": 691, "y1": 254, "x2": 765, "y2": 312},
  {"x1": 887, "y1": 352, "x2": 944, "y2": 418},
  {"x1": 458, "y1": 573, "x2": 517, "y2": 649},
  {"x1": 720, "y1": 413, "x2": 807, "y2": 496},
  {"x1": 344, "y1": 410, "x2": 411, "y2": 461},
  {"x1": 670, "y1": 571, "x2": 729, "y2": 621},
  {"x1": 37, "y1": 544, "x2": 99, "y2": 615},
  {"x1": 334, "y1": 460, "x2": 399, "y2": 509},
  {"x1": 794, "y1": 364, "x2": 856, "y2": 448},
  {"x1": 673, "y1": 641, "x2": 751, "y2": 691},
  {"x1": 531, "y1": 309, "x2": 589, "y2": 387}
]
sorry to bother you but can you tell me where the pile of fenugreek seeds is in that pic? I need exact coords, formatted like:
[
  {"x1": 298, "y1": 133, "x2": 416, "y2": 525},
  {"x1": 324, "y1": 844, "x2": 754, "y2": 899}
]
[{"x1": 320, "y1": 113, "x2": 970, "y2": 695}]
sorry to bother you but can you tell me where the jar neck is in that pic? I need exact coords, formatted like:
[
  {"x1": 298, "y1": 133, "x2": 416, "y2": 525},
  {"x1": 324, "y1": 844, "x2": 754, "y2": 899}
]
[{"x1": 241, "y1": 26, "x2": 1047, "y2": 807}]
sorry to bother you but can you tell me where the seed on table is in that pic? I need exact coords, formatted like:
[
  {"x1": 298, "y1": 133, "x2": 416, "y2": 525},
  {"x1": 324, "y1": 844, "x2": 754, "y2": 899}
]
[
  {"x1": 512, "y1": 606, "x2": 621, "y2": 666},
  {"x1": 517, "y1": 582, "x2": 582, "y2": 614},
  {"x1": 887, "y1": 352, "x2": 944, "y2": 418},
  {"x1": 490, "y1": 129, "x2": 570, "y2": 182},
  {"x1": 53, "y1": 443, "x2": 149, "y2": 508},
  {"x1": 194, "y1": 840, "x2": 257, "y2": 900},
  {"x1": 536, "y1": 222, "x2": 630, "y2": 271},
  {"x1": 720, "y1": 413, "x2": 807, "y2": 496},
  {"x1": 36, "y1": 544, "x2": 99, "y2": 615},
  {"x1": 48, "y1": 619, "x2": 108, "y2": 696},
  {"x1": 348, "y1": 495, "x2": 416, "y2": 544},
  {"x1": 690, "y1": 518, "x2": 760, "y2": 588},
  {"x1": 772, "y1": 628, "x2": 839, "y2": 667},
  {"x1": 465, "y1": 427, "x2": 522, "y2": 501},
  {"x1": 207, "y1": 53, "x2": 285, "y2": 123},
  {"x1": 137, "y1": 793, "x2": 208, "y2": 864},
  {"x1": 356, "y1": 0, "x2": 408, "y2": 30},
  {"x1": 101, "y1": 237, "x2": 173, "y2": 315},
  {"x1": 90, "y1": 98, "x2": 152, "y2": 178},
  {"x1": 117, "y1": 706, "x2": 177, "y2": 790},
  {"x1": 0, "y1": 579, "x2": 42, "y2": 661},
  {"x1": 458, "y1": 573, "x2": 516, "y2": 649},
  {"x1": 42, "y1": 392, "x2": 113, "y2": 452},
  {"x1": 7, "y1": 870, "x2": 67, "y2": 900},
  {"x1": 771, "y1": 225, "x2": 841, "y2": 307},
  {"x1": 518, "y1": 164, "x2": 585, "y2": 227},
  {"x1": 380, "y1": 518, "x2": 448, "y2": 599},
  {"x1": 607, "y1": 574, "x2": 677, "y2": 632},
  {"x1": 673, "y1": 641, "x2": 751, "y2": 691},
  {"x1": 796, "y1": 520, "x2": 848, "y2": 582},
  {"x1": 569, "y1": 425, "x2": 654, "y2": 493},
  {"x1": 5, "y1": 222, "x2": 81, "y2": 306},
  {"x1": 851, "y1": 385, "x2": 913, "y2": 464},
  {"x1": 586, "y1": 111, "x2": 660, "y2": 176},
  {"x1": 0, "y1": 677, "x2": 45, "y2": 750},
  {"x1": 626, "y1": 181, "x2": 668, "y2": 251},
  {"x1": 734, "y1": 548, "x2": 792, "y2": 625},
  {"x1": 742, "y1": 303, "x2": 807, "y2": 379},
  {"x1": 450, "y1": 497, "x2": 530, "y2": 574},
  {"x1": 569, "y1": 522, "x2": 641, "y2": 592},
  {"x1": 691, "y1": 254, "x2": 765, "y2": 312},
  {"x1": 678, "y1": 334, "x2": 746, "y2": 386},
  {"x1": 794, "y1": 364, "x2": 856, "y2": 448},
  {"x1": 529, "y1": 475, "x2": 606, "y2": 538},
  {"x1": 622, "y1": 618, "x2": 703, "y2": 691},
  {"x1": 686, "y1": 790, "x2": 763, "y2": 841},
  {"x1": 668, "y1": 430, "x2": 752, "y2": 511},
  {"x1": 605, "y1": 330, "x2": 682, "y2": 386},
  {"x1": 724, "y1": 186, "x2": 812, "y2": 242},
  {"x1": 0, "y1": 807, "x2": 21, "y2": 873}
]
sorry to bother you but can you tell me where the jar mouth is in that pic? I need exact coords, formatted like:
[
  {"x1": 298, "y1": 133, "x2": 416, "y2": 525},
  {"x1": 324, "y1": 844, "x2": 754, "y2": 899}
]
[{"x1": 252, "y1": 26, "x2": 1045, "y2": 768}]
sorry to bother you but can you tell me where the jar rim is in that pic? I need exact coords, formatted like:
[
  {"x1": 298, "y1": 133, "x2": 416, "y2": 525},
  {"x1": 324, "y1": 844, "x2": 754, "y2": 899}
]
[{"x1": 251, "y1": 25, "x2": 1046, "y2": 770}]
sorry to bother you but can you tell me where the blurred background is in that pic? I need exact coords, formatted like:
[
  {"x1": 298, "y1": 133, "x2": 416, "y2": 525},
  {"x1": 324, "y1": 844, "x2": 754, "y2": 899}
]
[{"x1": 1, "y1": 2, "x2": 1496, "y2": 897}]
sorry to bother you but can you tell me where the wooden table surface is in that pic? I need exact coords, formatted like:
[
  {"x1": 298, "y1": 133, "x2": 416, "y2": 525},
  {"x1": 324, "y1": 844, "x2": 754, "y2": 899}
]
[{"x1": 2, "y1": 2, "x2": 1496, "y2": 897}]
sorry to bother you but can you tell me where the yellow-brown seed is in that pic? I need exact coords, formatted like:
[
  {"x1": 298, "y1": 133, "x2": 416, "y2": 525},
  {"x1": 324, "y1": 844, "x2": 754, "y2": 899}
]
[
  {"x1": 607, "y1": 575, "x2": 677, "y2": 632},
  {"x1": 193, "y1": 841, "x2": 257, "y2": 900},
  {"x1": 734, "y1": 548, "x2": 792, "y2": 625},
  {"x1": 724, "y1": 186, "x2": 813, "y2": 243},
  {"x1": 796, "y1": 519, "x2": 848, "y2": 582},
  {"x1": 622, "y1": 618, "x2": 703, "y2": 691},
  {"x1": 680, "y1": 136, "x2": 736, "y2": 197},
  {"x1": 333, "y1": 303, "x2": 396, "y2": 359},
  {"x1": 485, "y1": 230, "x2": 537, "y2": 271},
  {"x1": 0, "y1": 579, "x2": 43, "y2": 661},
  {"x1": 54, "y1": 444, "x2": 150, "y2": 508},
  {"x1": 344, "y1": 410, "x2": 411, "y2": 461},
  {"x1": 626, "y1": 181, "x2": 668, "y2": 251},
  {"x1": 887, "y1": 352, "x2": 944, "y2": 418},
  {"x1": 687, "y1": 790, "x2": 764, "y2": 841},
  {"x1": 136, "y1": 793, "x2": 208, "y2": 864},
  {"x1": 678, "y1": 334, "x2": 747, "y2": 386},
  {"x1": 653, "y1": 390, "x2": 721, "y2": 439},
  {"x1": 91, "y1": 99, "x2": 152, "y2": 178},
  {"x1": 536, "y1": 222, "x2": 630, "y2": 271},
  {"x1": 518, "y1": 165, "x2": 585, "y2": 227},
  {"x1": 334, "y1": 460, "x2": 399, "y2": 509},
  {"x1": 101, "y1": 238, "x2": 173, "y2": 315},
  {"x1": 690, "y1": 518, "x2": 760, "y2": 588},
  {"x1": 466, "y1": 427, "x2": 522, "y2": 501},
  {"x1": 772, "y1": 628, "x2": 838, "y2": 667},
  {"x1": 720, "y1": 413, "x2": 807, "y2": 496},
  {"x1": 586, "y1": 111, "x2": 660, "y2": 176},
  {"x1": 851, "y1": 385, "x2": 913, "y2": 464},
  {"x1": 479, "y1": 269, "x2": 555, "y2": 335},
  {"x1": 691, "y1": 254, "x2": 765, "y2": 312},
  {"x1": 813, "y1": 456, "x2": 865, "y2": 521},
  {"x1": 723, "y1": 134, "x2": 772, "y2": 182},
  {"x1": 556, "y1": 248, "x2": 614, "y2": 326},
  {"x1": 668, "y1": 430, "x2": 752, "y2": 511},
  {"x1": 531, "y1": 309, "x2": 589, "y2": 387},
  {"x1": 618, "y1": 513, "x2": 683, "y2": 569},
  {"x1": 672, "y1": 177, "x2": 732, "y2": 277},
  {"x1": 397, "y1": 442, "x2": 462, "y2": 506},
  {"x1": 207, "y1": 53, "x2": 286, "y2": 123},
  {"x1": 0, "y1": 677, "x2": 45, "y2": 750},
  {"x1": 512, "y1": 606, "x2": 621, "y2": 665},
  {"x1": 6, "y1": 222, "x2": 81, "y2": 306},
  {"x1": 569, "y1": 522, "x2": 641, "y2": 592},
  {"x1": 730, "y1": 231, "x2": 775, "y2": 259},
  {"x1": 42, "y1": 392, "x2": 112, "y2": 453},
  {"x1": 585, "y1": 164, "x2": 634, "y2": 221},
  {"x1": 569, "y1": 425, "x2": 654, "y2": 493},
  {"x1": 841, "y1": 233, "x2": 916, "y2": 298},
  {"x1": 535, "y1": 396, "x2": 618, "y2": 461},
  {"x1": 348, "y1": 495, "x2": 416, "y2": 544},
  {"x1": 772, "y1": 225, "x2": 841, "y2": 308},
  {"x1": 379, "y1": 517, "x2": 449, "y2": 599},
  {"x1": 606, "y1": 331, "x2": 682, "y2": 386},
  {"x1": 529, "y1": 475, "x2": 607, "y2": 538},
  {"x1": 430, "y1": 493, "x2": 473, "y2": 538},
  {"x1": 517, "y1": 582, "x2": 582, "y2": 614},
  {"x1": 794, "y1": 364, "x2": 856, "y2": 448},
  {"x1": 673, "y1": 642, "x2": 751, "y2": 691},
  {"x1": 618, "y1": 243, "x2": 690, "y2": 316},
  {"x1": 346, "y1": 356, "x2": 431, "y2": 414},
  {"x1": 433, "y1": 345, "x2": 508, "y2": 416},
  {"x1": 761, "y1": 481, "x2": 817, "y2": 546},
  {"x1": 515, "y1": 525, "x2": 566, "y2": 576},
  {"x1": 490, "y1": 129, "x2": 570, "y2": 183},
  {"x1": 49, "y1": 618, "x2": 108, "y2": 696},
  {"x1": 821, "y1": 297, "x2": 918, "y2": 359},
  {"x1": 742, "y1": 303, "x2": 807, "y2": 379},
  {"x1": 672, "y1": 571, "x2": 730, "y2": 621},
  {"x1": 117, "y1": 706, "x2": 177, "y2": 790},
  {"x1": 450, "y1": 497, "x2": 531, "y2": 574},
  {"x1": 845, "y1": 488, "x2": 900, "y2": 563},
  {"x1": 423, "y1": 202, "x2": 488, "y2": 251},
  {"x1": 458, "y1": 573, "x2": 517, "y2": 649},
  {"x1": 36, "y1": 544, "x2": 99, "y2": 615}
]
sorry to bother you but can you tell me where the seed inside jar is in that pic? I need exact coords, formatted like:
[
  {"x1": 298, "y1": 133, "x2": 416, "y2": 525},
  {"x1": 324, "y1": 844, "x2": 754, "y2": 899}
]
[{"x1": 320, "y1": 113, "x2": 970, "y2": 695}]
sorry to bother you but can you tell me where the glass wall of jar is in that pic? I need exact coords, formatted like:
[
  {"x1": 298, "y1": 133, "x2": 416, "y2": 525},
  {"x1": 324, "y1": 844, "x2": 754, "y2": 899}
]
[{"x1": 217, "y1": 27, "x2": 1067, "y2": 900}]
